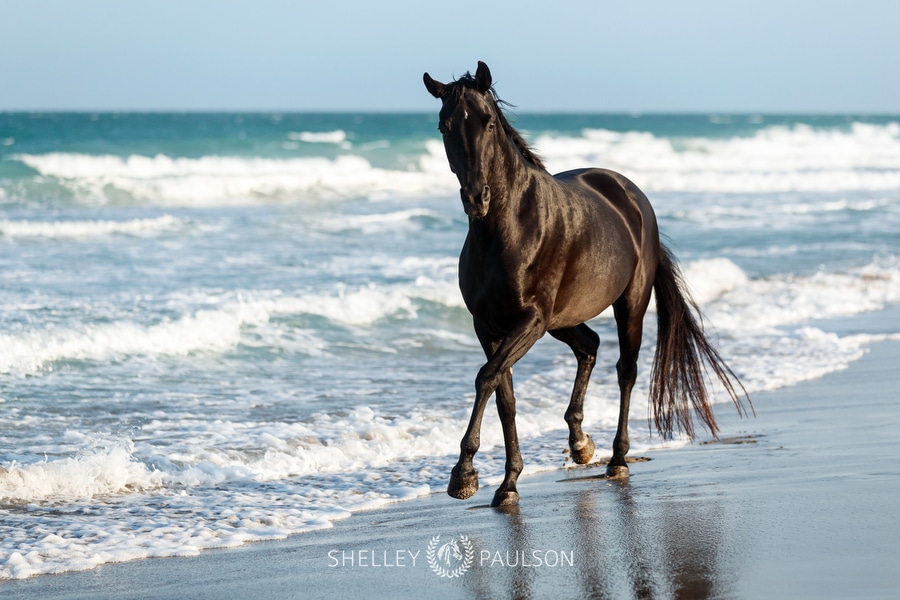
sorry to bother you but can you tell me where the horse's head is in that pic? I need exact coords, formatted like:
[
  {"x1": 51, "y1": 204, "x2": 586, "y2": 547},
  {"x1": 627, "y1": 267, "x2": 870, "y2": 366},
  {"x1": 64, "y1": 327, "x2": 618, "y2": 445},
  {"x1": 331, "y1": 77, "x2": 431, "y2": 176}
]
[{"x1": 424, "y1": 61, "x2": 503, "y2": 219}]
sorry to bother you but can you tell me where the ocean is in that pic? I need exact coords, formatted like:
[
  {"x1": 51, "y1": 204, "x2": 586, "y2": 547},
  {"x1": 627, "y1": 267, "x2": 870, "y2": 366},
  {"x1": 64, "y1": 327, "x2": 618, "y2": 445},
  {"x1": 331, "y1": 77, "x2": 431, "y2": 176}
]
[{"x1": 1, "y1": 112, "x2": 898, "y2": 579}]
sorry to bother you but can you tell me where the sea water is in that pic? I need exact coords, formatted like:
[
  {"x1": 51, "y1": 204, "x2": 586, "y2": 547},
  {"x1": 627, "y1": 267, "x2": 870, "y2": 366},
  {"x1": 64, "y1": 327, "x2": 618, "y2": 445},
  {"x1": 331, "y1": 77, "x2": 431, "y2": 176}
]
[{"x1": 1, "y1": 112, "x2": 898, "y2": 578}]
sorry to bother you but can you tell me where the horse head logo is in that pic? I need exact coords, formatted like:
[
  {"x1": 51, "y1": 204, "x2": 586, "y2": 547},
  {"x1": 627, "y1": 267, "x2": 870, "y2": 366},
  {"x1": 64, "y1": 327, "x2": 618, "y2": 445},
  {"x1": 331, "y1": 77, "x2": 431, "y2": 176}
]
[
  {"x1": 437, "y1": 538, "x2": 463, "y2": 567},
  {"x1": 427, "y1": 535, "x2": 474, "y2": 578}
]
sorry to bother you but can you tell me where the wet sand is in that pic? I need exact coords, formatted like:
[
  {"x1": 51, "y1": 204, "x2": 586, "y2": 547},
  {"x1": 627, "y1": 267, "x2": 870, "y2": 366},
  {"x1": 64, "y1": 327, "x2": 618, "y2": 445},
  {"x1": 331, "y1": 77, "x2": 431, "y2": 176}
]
[{"x1": 4, "y1": 338, "x2": 899, "y2": 599}]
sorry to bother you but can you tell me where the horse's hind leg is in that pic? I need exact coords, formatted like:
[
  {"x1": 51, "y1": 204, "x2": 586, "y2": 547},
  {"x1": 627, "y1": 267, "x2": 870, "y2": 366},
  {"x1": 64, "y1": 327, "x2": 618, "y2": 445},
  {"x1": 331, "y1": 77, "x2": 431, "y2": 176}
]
[
  {"x1": 607, "y1": 293, "x2": 648, "y2": 478},
  {"x1": 550, "y1": 324, "x2": 600, "y2": 465}
]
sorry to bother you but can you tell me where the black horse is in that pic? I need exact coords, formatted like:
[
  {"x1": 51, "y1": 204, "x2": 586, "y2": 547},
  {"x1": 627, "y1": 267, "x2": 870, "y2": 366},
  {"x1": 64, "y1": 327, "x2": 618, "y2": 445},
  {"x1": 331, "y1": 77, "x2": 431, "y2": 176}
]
[{"x1": 424, "y1": 62, "x2": 749, "y2": 507}]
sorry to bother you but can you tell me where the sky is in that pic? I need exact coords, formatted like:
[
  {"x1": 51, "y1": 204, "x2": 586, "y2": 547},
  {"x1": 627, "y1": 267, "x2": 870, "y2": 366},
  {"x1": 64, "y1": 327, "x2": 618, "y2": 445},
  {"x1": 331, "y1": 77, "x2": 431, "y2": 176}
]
[{"x1": 1, "y1": 0, "x2": 899, "y2": 113}]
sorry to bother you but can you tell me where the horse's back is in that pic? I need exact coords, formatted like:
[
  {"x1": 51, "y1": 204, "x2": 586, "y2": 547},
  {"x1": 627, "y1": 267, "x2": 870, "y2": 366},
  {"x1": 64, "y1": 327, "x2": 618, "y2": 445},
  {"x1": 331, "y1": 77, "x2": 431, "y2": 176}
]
[{"x1": 553, "y1": 167, "x2": 654, "y2": 232}]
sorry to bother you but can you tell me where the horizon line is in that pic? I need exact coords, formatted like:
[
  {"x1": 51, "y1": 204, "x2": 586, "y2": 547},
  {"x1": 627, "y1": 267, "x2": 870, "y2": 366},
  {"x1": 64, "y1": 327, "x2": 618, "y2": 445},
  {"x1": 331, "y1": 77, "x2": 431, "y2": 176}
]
[{"x1": 4, "y1": 108, "x2": 899, "y2": 116}]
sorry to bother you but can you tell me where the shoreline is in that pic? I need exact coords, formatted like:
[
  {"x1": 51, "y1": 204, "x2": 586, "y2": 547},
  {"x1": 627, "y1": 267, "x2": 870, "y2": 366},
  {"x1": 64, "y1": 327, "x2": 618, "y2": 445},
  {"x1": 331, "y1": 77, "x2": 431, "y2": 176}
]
[{"x1": 4, "y1": 331, "x2": 900, "y2": 598}]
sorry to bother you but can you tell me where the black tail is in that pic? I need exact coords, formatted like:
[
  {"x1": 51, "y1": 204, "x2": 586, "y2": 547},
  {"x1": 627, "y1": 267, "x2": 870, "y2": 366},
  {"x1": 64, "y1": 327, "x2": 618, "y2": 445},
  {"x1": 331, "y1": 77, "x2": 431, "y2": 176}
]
[{"x1": 650, "y1": 244, "x2": 751, "y2": 439}]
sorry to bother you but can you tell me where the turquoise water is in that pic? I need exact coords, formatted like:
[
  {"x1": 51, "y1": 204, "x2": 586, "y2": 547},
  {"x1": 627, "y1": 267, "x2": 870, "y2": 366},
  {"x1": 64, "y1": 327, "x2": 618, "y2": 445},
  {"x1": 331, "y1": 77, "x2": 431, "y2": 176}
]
[{"x1": 1, "y1": 112, "x2": 898, "y2": 578}]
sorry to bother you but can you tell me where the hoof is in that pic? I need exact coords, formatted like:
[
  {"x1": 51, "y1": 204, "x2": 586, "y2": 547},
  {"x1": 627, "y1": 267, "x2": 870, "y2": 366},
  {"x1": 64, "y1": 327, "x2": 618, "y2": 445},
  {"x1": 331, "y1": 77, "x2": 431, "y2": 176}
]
[
  {"x1": 448, "y1": 468, "x2": 479, "y2": 500},
  {"x1": 605, "y1": 463, "x2": 630, "y2": 479},
  {"x1": 490, "y1": 490, "x2": 519, "y2": 508},
  {"x1": 570, "y1": 434, "x2": 596, "y2": 465}
]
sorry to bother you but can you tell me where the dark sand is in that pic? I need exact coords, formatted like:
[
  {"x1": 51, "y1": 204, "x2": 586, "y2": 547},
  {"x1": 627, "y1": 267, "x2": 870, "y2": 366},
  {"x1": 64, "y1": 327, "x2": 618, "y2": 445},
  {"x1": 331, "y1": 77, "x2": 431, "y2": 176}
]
[{"x1": 4, "y1": 337, "x2": 899, "y2": 599}]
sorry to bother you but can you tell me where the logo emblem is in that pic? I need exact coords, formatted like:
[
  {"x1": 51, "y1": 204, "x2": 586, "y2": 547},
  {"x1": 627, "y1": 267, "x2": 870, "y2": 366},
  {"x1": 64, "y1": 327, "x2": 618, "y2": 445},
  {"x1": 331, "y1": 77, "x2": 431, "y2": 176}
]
[{"x1": 426, "y1": 535, "x2": 474, "y2": 578}]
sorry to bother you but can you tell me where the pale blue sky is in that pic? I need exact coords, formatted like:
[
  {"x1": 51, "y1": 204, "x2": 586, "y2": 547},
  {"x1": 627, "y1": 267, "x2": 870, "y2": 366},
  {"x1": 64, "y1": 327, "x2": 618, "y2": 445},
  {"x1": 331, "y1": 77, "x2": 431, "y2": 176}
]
[{"x1": 2, "y1": 0, "x2": 898, "y2": 112}]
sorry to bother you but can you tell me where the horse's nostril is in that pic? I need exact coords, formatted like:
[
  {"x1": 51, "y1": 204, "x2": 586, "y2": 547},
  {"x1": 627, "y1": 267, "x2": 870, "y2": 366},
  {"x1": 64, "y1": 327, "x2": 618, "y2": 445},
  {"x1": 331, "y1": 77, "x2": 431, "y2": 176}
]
[{"x1": 459, "y1": 186, "x2": 490, "y2": 218}]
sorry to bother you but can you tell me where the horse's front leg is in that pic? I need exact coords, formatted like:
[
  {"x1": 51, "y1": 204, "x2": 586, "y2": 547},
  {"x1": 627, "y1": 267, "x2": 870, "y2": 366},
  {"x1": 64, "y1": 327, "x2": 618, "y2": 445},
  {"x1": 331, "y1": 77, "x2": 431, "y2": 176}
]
[
  {"x1": 447, "y1": 377, "x2": 490, "y2": 500},
  {"x1": 491, "y1": 365, "x2": 522, "y2": 507},
  {"x1": 448, "y1": 312, "x2": 544, "y2": 503}
]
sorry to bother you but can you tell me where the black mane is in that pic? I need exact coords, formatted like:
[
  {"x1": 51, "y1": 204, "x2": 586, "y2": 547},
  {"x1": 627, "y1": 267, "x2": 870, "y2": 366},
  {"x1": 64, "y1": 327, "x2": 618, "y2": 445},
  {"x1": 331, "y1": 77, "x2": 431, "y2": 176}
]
[{"x1": 444, "y1": 73, "x2": 546, "y2": 171}]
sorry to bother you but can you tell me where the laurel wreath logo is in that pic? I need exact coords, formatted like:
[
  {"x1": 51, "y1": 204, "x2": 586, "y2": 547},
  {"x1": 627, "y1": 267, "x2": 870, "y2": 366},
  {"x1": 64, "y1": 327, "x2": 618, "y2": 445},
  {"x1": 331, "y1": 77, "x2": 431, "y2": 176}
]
[{"x1": 426, "y1": 534, "x2": 474, "y2": 578}]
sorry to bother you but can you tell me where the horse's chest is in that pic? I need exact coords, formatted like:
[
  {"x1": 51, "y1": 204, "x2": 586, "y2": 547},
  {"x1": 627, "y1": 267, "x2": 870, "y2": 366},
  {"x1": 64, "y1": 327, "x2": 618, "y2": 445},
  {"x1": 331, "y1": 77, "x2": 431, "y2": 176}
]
[{"x1": 458, "y1": 240, "x2": 547, "y2": 327}]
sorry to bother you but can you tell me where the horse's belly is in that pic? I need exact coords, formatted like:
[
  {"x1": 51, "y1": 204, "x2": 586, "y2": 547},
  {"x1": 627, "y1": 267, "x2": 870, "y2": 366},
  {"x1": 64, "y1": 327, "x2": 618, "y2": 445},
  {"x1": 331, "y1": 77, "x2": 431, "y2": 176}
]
[
  {"x1": 547, "y1": 250, "x2": 637, "y2": 329},
  {"x1": 548, "y1": 288, "x2": 623, "y2": 330}
]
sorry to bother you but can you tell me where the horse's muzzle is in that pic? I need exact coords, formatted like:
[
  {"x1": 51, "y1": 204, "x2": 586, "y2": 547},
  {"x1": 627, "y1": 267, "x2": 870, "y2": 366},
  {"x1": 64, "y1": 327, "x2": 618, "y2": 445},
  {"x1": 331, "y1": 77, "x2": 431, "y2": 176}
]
[{"x1": 461, "y1": 185, "x2": 490, "y2": 218}]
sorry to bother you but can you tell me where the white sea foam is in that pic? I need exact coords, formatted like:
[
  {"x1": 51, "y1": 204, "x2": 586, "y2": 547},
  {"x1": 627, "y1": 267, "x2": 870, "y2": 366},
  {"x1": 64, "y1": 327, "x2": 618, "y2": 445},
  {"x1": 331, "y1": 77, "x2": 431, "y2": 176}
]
[
  {"x1": 0, "y1": 386, "x2": 546, "y2": 577},
  {"x1": 688, "y1": 257, "x2": 900, "y2": 333},
  {"x1": 0, "y1": 308, "x2": 246, "y2": 374},
  {"x1": 287, "y1": 130, "x2": 348, "y2": 144},
  {"x1": 14, "y1": 150, "x2": 456, "y2": 205},
  {"x1": 1, "y1": 257, "x2": 898, "y2": 578},
  {"x1": 681, "y1": 258, "x2": 751, "y2": 304},
  {"x1": 0, "y1": 280, "x2": 461, "y2": 374},
  {"x1": 0, "y1": 442, "x2": 162, "y2": 502},
  {"x1": 4, "y1": 318, "x2": 891, "y2": 579},
  {"x1": 537, "y1": 122, "x2": 900, "y2": 193},
  {"x1": 657, "y1": 195, "x2": 897, "y2": 231},
  {"x1": 1, "y1": 256, "x2": 895, "y2": 381},
  {"x1": 13, "y1": 122, "x2": 899, "y2": 206},
  {"x1": 0, "y1": 215, "x2": 182, "y2": 239},
  {"x1": 315, "y1": 208, "x2": 444, "y2": 234},
  {"x1": 673, "y1": 256, "x2": 900, "y2": 392},
  {"x1": 0, "y1": 348, "x2": 677, "y2": 579}
]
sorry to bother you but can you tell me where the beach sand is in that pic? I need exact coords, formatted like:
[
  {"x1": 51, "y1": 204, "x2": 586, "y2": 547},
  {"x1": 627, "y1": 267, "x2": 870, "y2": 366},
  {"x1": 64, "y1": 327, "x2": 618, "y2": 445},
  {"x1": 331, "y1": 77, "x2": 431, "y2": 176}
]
[{"x1": 4, "y1": 334, "x2": 899, "y2": 598}]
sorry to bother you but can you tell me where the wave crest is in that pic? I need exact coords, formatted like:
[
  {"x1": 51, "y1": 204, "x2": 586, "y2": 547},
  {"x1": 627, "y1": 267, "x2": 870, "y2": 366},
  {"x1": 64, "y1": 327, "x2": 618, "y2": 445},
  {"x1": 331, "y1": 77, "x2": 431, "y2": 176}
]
[
  {"x1": 13, "y1": 150, "x2": 456, "y2": 205},
  {"x1": 0, "y1": 215, "x2": 182, "y2": 239},
  {"x1": 11, "y1": 122, "x2": 898, "y2": 206},
  {"x1": 537, "y1": 122, "x2": 900, "y2": 192}
]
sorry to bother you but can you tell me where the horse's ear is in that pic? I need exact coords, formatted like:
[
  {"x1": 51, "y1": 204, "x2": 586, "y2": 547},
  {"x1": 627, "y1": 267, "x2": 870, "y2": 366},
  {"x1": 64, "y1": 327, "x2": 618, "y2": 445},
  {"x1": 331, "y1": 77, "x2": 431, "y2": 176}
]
[
  {"x1": 475, "y1": 61, "x2": 492, "y2": 93},
  {"x1": 423, "y1": 73, "x2": 446, "y2": 99}
]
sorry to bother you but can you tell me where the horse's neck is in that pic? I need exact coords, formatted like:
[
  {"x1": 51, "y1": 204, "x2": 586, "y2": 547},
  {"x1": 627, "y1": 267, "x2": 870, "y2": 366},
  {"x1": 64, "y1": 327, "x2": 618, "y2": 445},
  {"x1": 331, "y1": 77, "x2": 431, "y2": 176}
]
[
  {"x1": 490, "y1": 135, "x2": 537, "y2": 208},
  {"x1": 470, "y1": 148, "x2": 540, "y2": 242}
]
